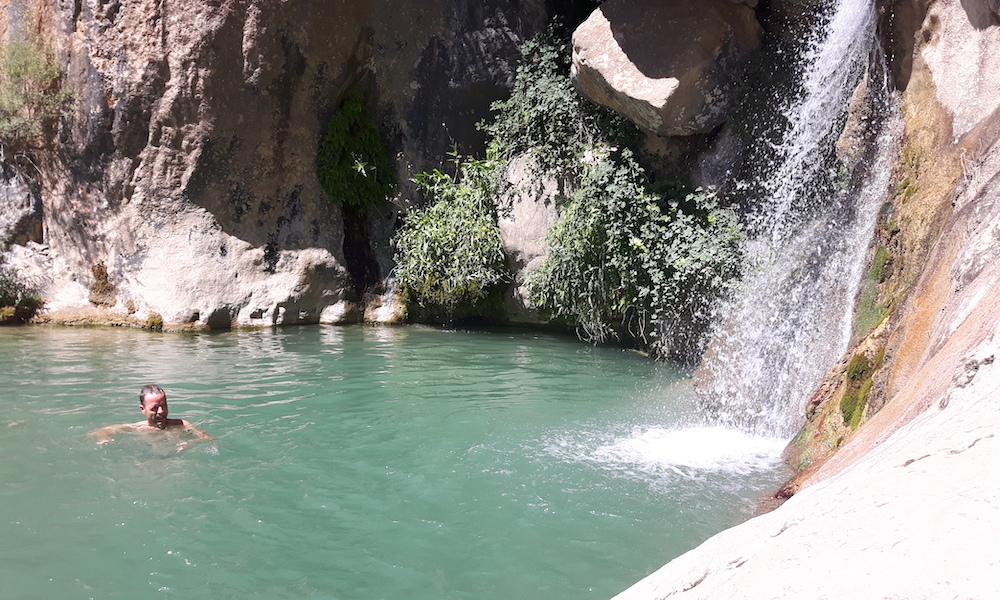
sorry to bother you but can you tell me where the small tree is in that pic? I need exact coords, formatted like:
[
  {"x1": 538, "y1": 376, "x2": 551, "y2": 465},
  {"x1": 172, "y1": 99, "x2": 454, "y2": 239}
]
[{"x1": 0, "y1": 37, "x2": 73, "y2": 151}]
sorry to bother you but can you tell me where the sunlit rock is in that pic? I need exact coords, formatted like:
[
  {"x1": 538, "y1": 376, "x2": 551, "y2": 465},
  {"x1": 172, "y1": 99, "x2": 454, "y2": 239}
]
[
  {"x1": 497, "y1": 156, "x2": 562, "y2": 323},
  {"x1": 0, "y1": 0, "x2": 549, "y2": 328},
  {"x1": 571, "y1": 0, "x2": 762, "y2": 136}
]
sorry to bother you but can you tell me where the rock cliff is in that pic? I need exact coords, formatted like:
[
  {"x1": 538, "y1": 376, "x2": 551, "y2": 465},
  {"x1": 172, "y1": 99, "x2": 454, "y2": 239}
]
[
  {"x1": 0, "y1": 0, "x2": 551, "y2": 328},
  {"x1": 612, "y1": 0, "x2": 1000, "y2": 596},
  {"x1": 4, "y1": 0, "x2": 999, "y2": 593}
]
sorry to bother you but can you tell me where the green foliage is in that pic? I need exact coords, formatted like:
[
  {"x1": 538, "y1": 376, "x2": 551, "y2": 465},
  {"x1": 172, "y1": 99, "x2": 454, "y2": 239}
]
[
  {"x1": 851, "y1": 279, "x2": 887, "y2": 343},
  {"x1": 393, "y1": 157, "x2": 507, "y2": 309},
  {"x1": 845, "y1": 352, "x2": 871, "y2": 381},
  {"x1": 392, "y1": 28, "x2": 742, "y2": 358},
  {"x1": 146, "y1": 312, "x2": 164, "y2": 331},
  {"x1": 0, "y1": 258, "x2": 42, "y2": 323},
  {"x1": 851, "y1": 244, "x2": 895, "y2": 342},
  {"x1": 527, "y1": 148, "x2": 743, "y2": 360},
  {"x1": 841, "y1": 350, "x2": 881, "y2": 429},
  {"x1": 479, "y1": 28, "x2": 637, "y2": 177},
  {"x1": 0, "y1": 37, "x2": 73, "y2": 149},
  {"x1": 316, "y1": 91, "x2": 394, "y2": 209},
  {"x1": 0, "y1": 261, "x2": 34, "y2": 306},
  {"x1": 869, "y1": 245, "x2": 890, "y2": 283},
  {"x1": 839, "y1": 387, "x2": 864, "y2": 429}
]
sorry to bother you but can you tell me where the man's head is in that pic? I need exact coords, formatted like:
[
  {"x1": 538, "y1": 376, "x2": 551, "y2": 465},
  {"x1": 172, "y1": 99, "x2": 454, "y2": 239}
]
[{"x1": 139, "y1": 384, "x2": 169, "y2": 429}]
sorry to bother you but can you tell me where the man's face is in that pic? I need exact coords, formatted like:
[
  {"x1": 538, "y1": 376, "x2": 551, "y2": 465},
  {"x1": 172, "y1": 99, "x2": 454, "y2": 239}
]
[{"x1": 140, "y1": 393, "x2": 169, "y2": 429}]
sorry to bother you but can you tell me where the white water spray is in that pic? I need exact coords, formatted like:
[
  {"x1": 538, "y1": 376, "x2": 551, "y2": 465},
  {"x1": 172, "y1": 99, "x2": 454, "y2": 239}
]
[{"x1": 700, "y1": 0, "x2": 902, "y2": 437}]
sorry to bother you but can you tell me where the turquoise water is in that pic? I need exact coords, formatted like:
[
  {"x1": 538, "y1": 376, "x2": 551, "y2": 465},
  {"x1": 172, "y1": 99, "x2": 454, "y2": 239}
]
[{"x1": 0, "y1": 325, "x2": 789, "y2": 599}]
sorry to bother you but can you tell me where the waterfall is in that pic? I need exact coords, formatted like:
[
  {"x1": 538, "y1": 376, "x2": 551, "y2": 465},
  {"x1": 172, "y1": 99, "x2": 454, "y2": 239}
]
[{"x1": 699, "y1": 0, "x2": 902, "y2": 437}]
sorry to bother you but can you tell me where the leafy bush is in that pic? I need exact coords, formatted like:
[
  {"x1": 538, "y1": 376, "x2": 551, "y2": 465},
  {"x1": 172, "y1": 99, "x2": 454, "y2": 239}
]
[
  {"x1": 393, "y1": 28, "x2": 743, "y2": 359},
  {"x1": 316, "y1": 91, "x2": 394, "y2": 209},
  {"x1": 0, "y1": 262, "x2": 32, "y2": 305},
  {"x1": 393, "y1": 157, "x2": 507, "y2": 310},
  {"x1": 528, "y1": 148, "x2": 743, "y2": 360},
  {"x1": 0, "y1": 259, "x2": 42, "y2": 323},
  {"x1": 0, "y1": 37, "x2": 73, "y2": 149},
  {"x1": 479, "y1": 28, "x2": 637, "y2": 177}
]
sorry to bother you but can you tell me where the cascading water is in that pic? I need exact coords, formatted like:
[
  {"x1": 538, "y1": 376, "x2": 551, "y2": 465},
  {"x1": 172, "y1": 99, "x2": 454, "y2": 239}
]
[{"x1": 700, "y1": 0, "x2": 902, "y2": 437}]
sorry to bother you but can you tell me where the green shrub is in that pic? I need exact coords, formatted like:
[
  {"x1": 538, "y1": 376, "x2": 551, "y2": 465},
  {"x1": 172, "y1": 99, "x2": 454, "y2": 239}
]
[
  {"x1": 528, "y1": 148, "x2": 743, "y2": 360},
  {"x1": 0, "y1": 260, "x2": 42, "y2": 323},
  {"x1": 393, "y1": 157, "x2": 507, "y2": 309},
  {"x1": 393, "y1": 28, "x2": 742, "y2": 359},
  {"x1": 479, "y1": 27, "x2": 637, "y2": 178},
  {"x1": 0, "y1": 262, "x2": 32, "y2": 306},
  {"x1": 316, "y1": 90, "x2": 394, "y2": 208},
  {"x1": 0, "y1": 37, "x2": 73, "y2": 149}
]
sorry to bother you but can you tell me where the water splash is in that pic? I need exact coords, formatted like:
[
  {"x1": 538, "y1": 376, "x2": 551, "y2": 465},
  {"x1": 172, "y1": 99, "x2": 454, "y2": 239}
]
[
  {"x1": 593, "y1": 427, "x2": 786, "y2": 477},
  {"x1": 700, "y1": 0, "x2": 902, "y2": 437}
]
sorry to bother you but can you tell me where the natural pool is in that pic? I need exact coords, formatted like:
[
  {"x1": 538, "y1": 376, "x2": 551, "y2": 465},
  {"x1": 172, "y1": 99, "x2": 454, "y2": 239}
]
[{"x1": 0, "y1": 325, "x2": 789, "y2": 599}]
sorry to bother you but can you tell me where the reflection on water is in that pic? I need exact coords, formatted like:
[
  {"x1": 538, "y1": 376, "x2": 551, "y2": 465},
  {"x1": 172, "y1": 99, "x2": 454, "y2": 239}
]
[{"x1": 0, "y1": 325, "x2": 789, "y2": 600}]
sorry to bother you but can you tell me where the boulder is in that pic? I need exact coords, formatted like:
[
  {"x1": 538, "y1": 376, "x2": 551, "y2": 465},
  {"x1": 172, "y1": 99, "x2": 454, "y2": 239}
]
[
  {"x1": 497, "y1": 156, "x2": 562, "y2": 324},
  {"x1": 835, "y1": 67, "x2": 876, "y2": 171},
  {"x1": 571, "y1": 0, "x2": 762, "y2": 136}
]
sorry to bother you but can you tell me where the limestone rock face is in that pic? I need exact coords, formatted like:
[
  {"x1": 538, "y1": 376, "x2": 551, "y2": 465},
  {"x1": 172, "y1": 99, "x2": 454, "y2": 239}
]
[
  {"x1": 921, "y1": 0, "x2": 1000, "y2": 137},
  {"x1": 0, "y1": 0, "x2": 548, "y2": 327},
  {"x1": 571, "y1": 0, "x2": 762, "y2": 136},
  {"x1": 0, "y1": 171, "x2": 42, "y2": 247},
  {"x1": 614, "y1": 325, "x2": 1000, "y2": 599}
]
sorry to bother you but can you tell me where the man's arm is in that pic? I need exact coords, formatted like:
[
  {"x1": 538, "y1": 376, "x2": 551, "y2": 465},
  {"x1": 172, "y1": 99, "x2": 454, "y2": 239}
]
[
  {"x1": 90, "y1": 423, "x2": 133, "y2": 444},
  {"x1": 181, "y1": 420, "x2": 214, "y2": 440}
]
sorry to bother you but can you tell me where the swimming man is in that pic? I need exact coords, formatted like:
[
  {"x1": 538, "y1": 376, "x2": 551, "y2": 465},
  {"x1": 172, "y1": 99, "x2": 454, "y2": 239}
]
[{"x1": 91, "y1": 384, "x2": 213, "y2": 445}]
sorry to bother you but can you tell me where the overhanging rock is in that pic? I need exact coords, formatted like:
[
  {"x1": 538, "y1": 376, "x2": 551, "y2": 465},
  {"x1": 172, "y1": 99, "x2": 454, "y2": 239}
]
[{"x1": 571, "y1": 0, "x2": 762, "y2": 136}]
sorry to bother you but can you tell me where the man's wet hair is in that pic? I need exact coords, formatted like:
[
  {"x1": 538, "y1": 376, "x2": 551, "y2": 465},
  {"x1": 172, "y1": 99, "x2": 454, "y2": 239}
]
[{"x1": 139, "y1": 384, "x2": 166, "y2": 406}]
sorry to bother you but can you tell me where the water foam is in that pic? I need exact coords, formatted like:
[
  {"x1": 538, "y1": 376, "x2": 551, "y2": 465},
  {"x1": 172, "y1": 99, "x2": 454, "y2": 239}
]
[
  {"x1": 543, "y1": 424, "x2": 786, "y2": 484},
  {"x1": 593, "y1": 427, "x2": 786, "y2": 476}
]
